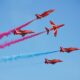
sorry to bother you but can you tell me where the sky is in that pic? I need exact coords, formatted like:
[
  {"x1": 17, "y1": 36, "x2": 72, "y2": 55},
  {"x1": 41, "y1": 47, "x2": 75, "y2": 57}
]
[{"x1": 0, "y1": 0, "x2": 80, "y2": 80}]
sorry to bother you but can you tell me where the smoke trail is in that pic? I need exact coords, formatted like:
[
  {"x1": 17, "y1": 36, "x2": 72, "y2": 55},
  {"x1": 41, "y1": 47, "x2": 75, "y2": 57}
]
[
  {"x1": 16, "y1": 19, "x2": 36, "y2": 30},
  {"x1": 0, "y1": 19, "x2": 36, "y2": 39},
  {"x1": 0, "y1": 50, "x2": 59, "y2": 62},
  {"x1": 0, "y1": 31, "x2": 46, "y2": 48}
]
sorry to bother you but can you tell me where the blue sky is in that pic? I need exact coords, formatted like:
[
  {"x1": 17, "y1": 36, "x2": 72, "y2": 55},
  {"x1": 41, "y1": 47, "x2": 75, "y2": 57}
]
[{"x1": 0, "y1": 0, "x2": 80, "y2": 80}]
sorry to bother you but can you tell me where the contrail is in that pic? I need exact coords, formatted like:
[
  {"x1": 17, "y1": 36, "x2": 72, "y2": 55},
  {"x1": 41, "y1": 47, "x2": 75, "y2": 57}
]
[
  {"x1": 0, "y1": 31, "x2": 46, "y2": 48},
  {"x1": 0, "y1": 50, "x2": 59, "y2": 63},
  {"x1": 0, "y1": 19, "x2": 36, "y2": 39}
]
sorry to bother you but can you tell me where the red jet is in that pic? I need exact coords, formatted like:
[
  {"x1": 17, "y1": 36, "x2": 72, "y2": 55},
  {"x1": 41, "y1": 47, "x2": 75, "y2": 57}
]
[
  {"x1": 13, "y1": 29, "x2": 35, "y2": 37},
  {"x1": 60, "y1": 47, "x2": 80, "y2": 53},
  {"x1": 45, "y1": 20, "x2": 64, "y2": 37},
  {"x1": 45, "y1": 58, "x2": 63, "y2": 64},
  {"x1": 35, "y1": 9, "x2": 55, "y2": 19}
]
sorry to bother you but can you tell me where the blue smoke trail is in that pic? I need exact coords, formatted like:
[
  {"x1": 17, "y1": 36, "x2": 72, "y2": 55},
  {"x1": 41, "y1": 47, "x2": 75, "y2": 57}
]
[{"x1": 0, "y1": 50, "x2": 59, "y2": 63}]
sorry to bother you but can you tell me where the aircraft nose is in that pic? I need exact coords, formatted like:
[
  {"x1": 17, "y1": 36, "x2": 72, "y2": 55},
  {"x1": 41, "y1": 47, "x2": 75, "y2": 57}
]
[
  {"x1": 31, "y1": 31, "x2": 35, "y2": 33},
  {"x1": 59, "y1": 60, "x2": 63, "y2": 62}
]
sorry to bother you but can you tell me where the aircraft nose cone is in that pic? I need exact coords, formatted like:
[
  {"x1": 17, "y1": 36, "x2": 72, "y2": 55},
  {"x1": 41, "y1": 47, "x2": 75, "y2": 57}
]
[
  {"x1": 59, "y1": 60, "x2": 63, "y2": 62},
  {"x1": 31, "y1": 31, "x2": 35, "y2": 33}
]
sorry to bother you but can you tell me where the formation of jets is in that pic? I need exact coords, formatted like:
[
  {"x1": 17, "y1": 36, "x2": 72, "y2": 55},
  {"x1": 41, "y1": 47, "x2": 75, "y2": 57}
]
[
  {"x1": 12, "y1": 9, "x2": 63, "y2": 38},
  {"x1": 44, "y1": 47, "x2": 80, "y2": 65},
  {"x1": 0, "y1": 9, "x2": 80, "y2": 65},
  {"x1": 12, "y1": 9, "x2": 55, "y2": 37},
  {"x1": 13, "y1": 9, "x2": 55, "y2": 37}
]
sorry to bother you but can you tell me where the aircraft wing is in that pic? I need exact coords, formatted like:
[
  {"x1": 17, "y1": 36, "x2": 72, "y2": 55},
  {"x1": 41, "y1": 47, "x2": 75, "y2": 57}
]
[
  {"x1": 57, "y1": 24, "x2": 64, "y2": 28},
  {"x1": 54, "y1": 29, "x2": 58, "y2": 37},
  {"x1": 50, "y1": 20, "x2": 56, "y2": 26}
]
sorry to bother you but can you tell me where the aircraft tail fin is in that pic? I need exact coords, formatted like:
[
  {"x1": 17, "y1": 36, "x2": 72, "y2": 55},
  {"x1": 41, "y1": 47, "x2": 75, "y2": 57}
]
[
  {"x1": 21, "y1": 34, "x2": 26, "y2": 37},
  {"x1": 45, "y1": 27, "x2": 50, "y2": 35},
  {"x1": 35, "y1": 14, "x2": 41, "y2": 19},
  {"x1": 13, "y1": 29, "x2": 19, "y2": 35},
  {"x1": 13, "y1": 30, "x2": 16, "y2": 35},
  {"x1": 35, "y1": 14, "x2": 38, "y2": 17},
  {"x1": 45, "y1": 58, "x2": 48, "y2": 64}
]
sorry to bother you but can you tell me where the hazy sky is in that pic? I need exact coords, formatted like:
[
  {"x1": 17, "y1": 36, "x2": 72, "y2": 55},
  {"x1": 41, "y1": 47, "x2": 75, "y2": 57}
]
[{"x1": 0, "y1": 0, "x2": 80, "y2": 80}]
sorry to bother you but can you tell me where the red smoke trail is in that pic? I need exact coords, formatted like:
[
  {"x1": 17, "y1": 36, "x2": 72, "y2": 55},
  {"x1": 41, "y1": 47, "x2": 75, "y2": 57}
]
[
  {"x1": 0, "y1": 31, "x2": 46, "y2": 48},
  {"x1": 0, "y1": 19, "x2": 36, "y2": 39}
]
